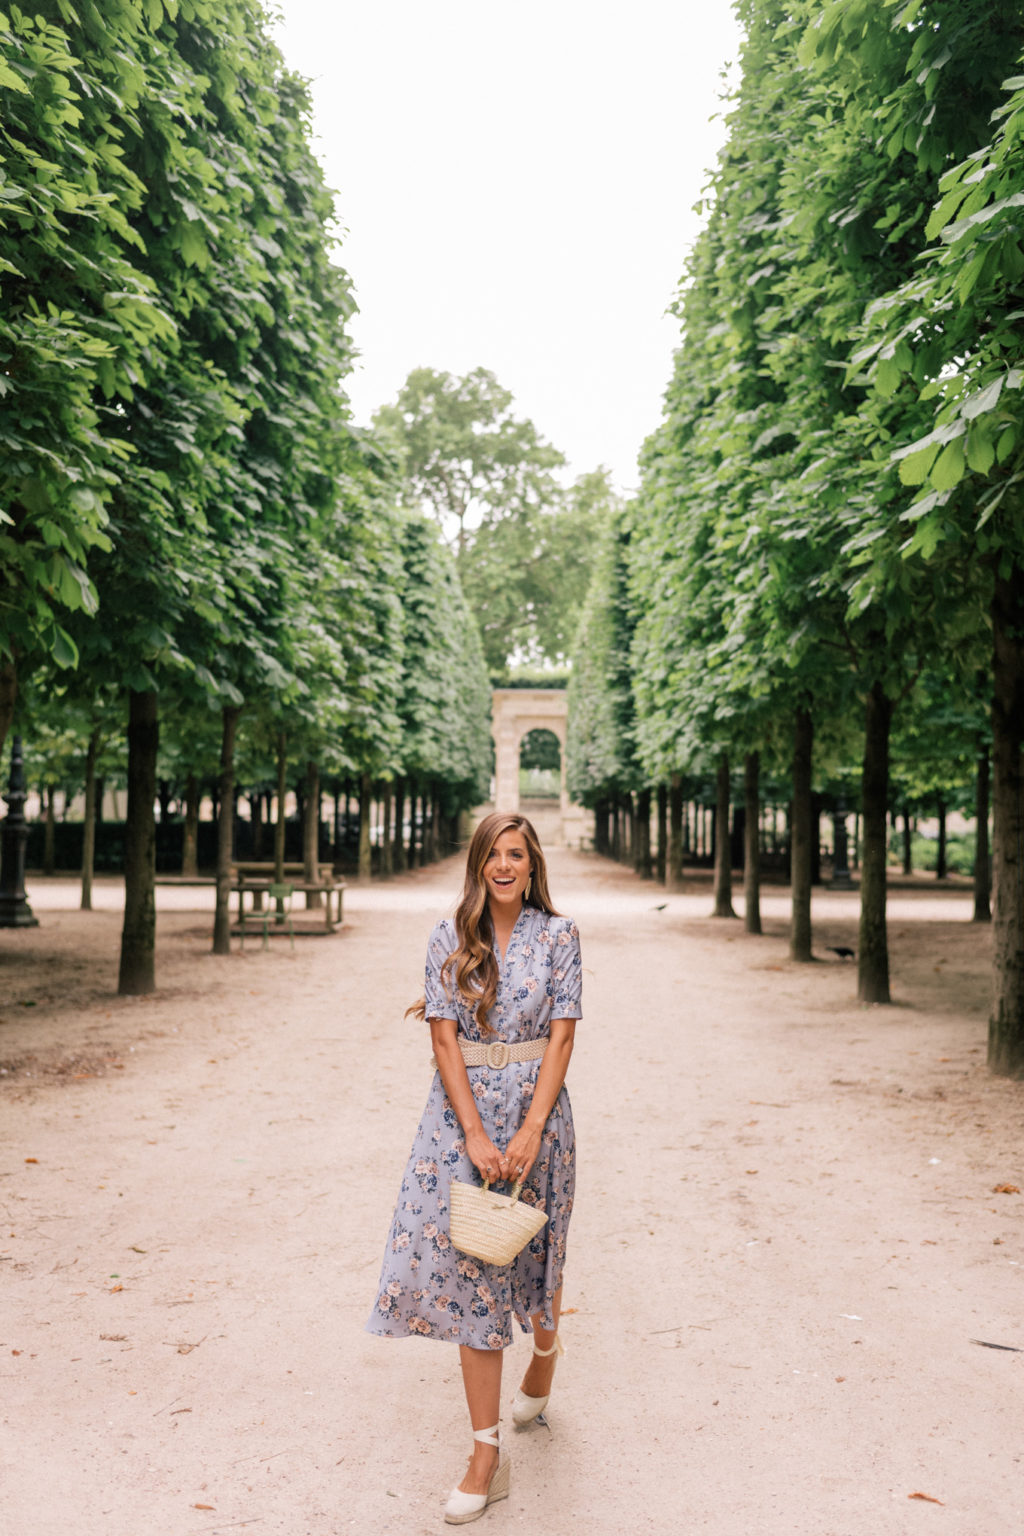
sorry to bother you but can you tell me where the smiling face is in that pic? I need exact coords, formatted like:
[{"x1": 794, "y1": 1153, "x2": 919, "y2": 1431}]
[{"x1": 483, "y1": 827, "x2": 533, "y2": 913}]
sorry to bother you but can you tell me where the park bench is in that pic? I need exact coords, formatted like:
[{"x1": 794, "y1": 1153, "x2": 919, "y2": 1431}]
[
  {"x1": 233, "y1": 865, "x2": 344, "y2": 941},
  {"x1": 230, "y1": 861, "x2": 335, "y2": 912}
]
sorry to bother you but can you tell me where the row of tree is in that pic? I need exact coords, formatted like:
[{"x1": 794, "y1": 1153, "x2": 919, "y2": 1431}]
[
  {"x1": 2, "y1": 2, "x2": 491, "y2": 992},
  {"x1": 569, "y1": 0, "x2": 1024, "y2": 1075}
]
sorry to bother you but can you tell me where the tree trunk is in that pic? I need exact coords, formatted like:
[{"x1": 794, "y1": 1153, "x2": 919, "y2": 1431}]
[
  {"x1": 666, "y1": 775, "x2": 684, "y2": 890},
  {"x1": 431, "y1": 785, "x2": 443, "y2": 860},
  {"x1": 858, "y1": 682, "x2": 893, "y2": 1004},
  {"x1": 712, "y1": 752, "x2": 736, "y2": 918},
  {"x1": 182, "y1": 772, "x2": 199, "y2": 876},
  {"x1": 393, "y1": 777, "x2": 407, "y2": 873},
  {"x1": 635, "y1": 787, "x2": 653, "y2": 878},
  {"x1": 423, "y1": 784, "x2": 434, "y2": 862},
  {"x1": 251, "y1": 790, "x2": 265, "y2": 861},
  {"x1": 381, "y1": 782, "x2": 393, "y2": 877},
  {"x1": 989, "y1": 572, "x2": 1024, "y2": 1074},
  {"x1": 118, "y1": 689, "x2": 158, "y2": 995},
  {"x1": 902, "y1": 810, "x2": 912, "y2": 876},
  {"x1": 935, "y1": 797, "x2": 948, "y2": 880},
  {"x1": 212, "y1": 706, "x2": 240, "y2": 955},
  {"x1": 43, "y1": 784, "x2": 56, "y2": 875},
  {"x1": 358, "y1": 771, "x2": 372, "y2": 880},
  {"x1": 790, "y1": 709, "x2": 813, "y2": 962},
  {"x1": 415, "y1": 789, "x2": 427, "y2": 867},
  {"x1": 303, "y1": 759, "x2": 322, "y2": 908},
  {"x1": 406, "y1": 788, "x2": 416, "y2": 866},
  {"x1": 80, "y1": 727, "x2": 99, "y2": 911},
  {"x1": 656, "y1": 783, "x2": 667, "y2": 884},
  {"x1": 744, "y1": 750, "x2": 762, "y2": 935},
  {"x1": 810, "y1": 795, "x2": 822, "y2": 885},
  {"x1": 592, "y1": 796, "x2": 608, "y2": 856},
  {"x1": 973, "y1": 747, "x2": 991, "y2": 924},
  {"x1": 0, "y1": 657, "x2": 16, "y2": 759},
  {"x1": 274, "y1": 731, "x2": 287, "y2": 883}
]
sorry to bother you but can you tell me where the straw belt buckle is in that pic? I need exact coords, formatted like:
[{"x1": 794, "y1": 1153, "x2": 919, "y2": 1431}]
[{"x1": 485, "y1": 1040, "x2": 511, "y2": 1070}]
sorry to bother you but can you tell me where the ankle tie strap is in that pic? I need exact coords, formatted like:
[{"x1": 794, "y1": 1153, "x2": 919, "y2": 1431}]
[
  {"x1": 532, "y1": 1334, "x2": 564, "y2": 1358},
  {"x1": 472, "y1": 1424, "x2": 500, "y2": 1447}
]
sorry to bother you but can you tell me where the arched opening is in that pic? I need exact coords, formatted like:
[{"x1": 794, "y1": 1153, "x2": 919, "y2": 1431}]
[{"x1": 519, "y1": 728, "x2": 561, "y2": 800}]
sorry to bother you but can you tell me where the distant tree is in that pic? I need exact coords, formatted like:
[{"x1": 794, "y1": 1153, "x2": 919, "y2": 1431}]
[{"x1": 374, "y1": 368, "x2": 613, "y2": 670}]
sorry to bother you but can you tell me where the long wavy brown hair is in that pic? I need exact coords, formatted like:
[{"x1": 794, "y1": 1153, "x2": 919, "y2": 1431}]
[{"x1": 410, "y1": 812, "x2": 559, "y2": 1033}]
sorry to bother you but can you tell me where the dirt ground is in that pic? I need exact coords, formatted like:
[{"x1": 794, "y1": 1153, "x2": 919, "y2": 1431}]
[{"x1": 1, "y1": 850, "x2": 1022, "y2": 1536}]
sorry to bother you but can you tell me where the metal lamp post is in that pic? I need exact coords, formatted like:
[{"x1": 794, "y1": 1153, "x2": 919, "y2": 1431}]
[
  {"x1": 0, "y1": 736, "x2": 39, "y2": 927},
  {"x1": 829, "y1": 793, "x2": 855, "y2": 891}
]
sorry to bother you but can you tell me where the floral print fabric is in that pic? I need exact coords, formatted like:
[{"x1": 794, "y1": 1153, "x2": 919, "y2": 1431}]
[{"x1": 366, "y1": 906, "x2": 582, "y2": 1348}]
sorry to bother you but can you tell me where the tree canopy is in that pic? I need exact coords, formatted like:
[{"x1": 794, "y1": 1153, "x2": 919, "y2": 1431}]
[{"x1": 374, "y1": 367, "x2": 619, "y2": 672}]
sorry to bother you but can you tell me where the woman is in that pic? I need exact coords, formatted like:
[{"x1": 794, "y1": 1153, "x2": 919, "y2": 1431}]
[{"x1": 367, "y1": 811, "x2": 582, "y2": 1525}]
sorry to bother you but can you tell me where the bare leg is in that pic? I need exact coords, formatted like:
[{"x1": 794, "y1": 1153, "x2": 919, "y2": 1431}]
[
  {"x1": 457, "y1": 1344, "x2": 503, "y2": 1495},
  {"x1": 518, "y1": 1285, "x2": 563, "y2": 1399}
]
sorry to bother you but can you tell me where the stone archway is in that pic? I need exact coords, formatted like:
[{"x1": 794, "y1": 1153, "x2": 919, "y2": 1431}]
[{"x1": 491, "y1": 689, "x2": 587, "y2": 847}]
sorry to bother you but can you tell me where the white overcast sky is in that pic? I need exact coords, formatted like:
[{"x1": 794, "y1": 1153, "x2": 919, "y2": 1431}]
[{"x1": 270, "y1": 2, "x2": 743, "y2": 493}]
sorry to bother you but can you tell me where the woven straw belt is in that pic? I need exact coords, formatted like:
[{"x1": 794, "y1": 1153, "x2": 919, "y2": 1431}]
[
  {"x1": 430, "y1": 1036, "x2": 548, "y2": 1071},
  {"x1": 458, "y1": 1036, "x2": 547, "y2": 1068}
]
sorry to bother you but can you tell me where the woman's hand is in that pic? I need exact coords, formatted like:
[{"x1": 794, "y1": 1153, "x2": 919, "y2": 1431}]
[
  {"x1": 498, "y1": 1020, "x2": 576, "y2": 1184},
  {"x1": 500, "y1": 1121, "x2": 543, "y2": 1184},
  {"x1": 465, "y1": 1126, "x2": 507, "y2": 1184}
]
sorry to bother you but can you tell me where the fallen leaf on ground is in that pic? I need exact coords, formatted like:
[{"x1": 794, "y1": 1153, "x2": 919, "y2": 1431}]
[
  {"x1": 993, "y1": 1183, "x2": 1019, "y2": 1194},
  {"x1": 193, "y1": 1503, "x2": 214, "y2": 1510},
  {"x1": 908, "y1": 1492, "x2": 944, "y2": 1505},
  {"x1": 24, "y1": 1158, "x2": 38, "y2": 1164}
]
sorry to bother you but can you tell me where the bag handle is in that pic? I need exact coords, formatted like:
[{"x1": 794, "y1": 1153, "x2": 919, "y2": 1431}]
[{"x1": 482, "y1": 1177, "x2": 524, "y2": 1204}]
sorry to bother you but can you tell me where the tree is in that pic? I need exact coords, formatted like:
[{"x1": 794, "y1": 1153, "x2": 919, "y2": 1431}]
[
  {"x1": 393, "y1": 511, "x2": 492, "y2": 833},
  {"x1": 0, "y1": 5, "x2": 175, "y2": 751},
  {"x1": 567, "y1": 513, "x2": 641, "y2": 860},
  {"x1": 847, "y1": 42, "x2": 1024, "y2": 1068},
  {"x1": 374, "y1": 368, "x2": 610, "y2": 671}
]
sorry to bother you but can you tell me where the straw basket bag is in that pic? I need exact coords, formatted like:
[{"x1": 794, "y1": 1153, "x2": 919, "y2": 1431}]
[{"x1": 449, "y1": 1177, "x2": 548, "y2": 1266}]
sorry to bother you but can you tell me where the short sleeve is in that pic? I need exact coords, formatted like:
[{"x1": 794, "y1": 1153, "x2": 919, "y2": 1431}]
[
  {"x1": 551, "y1": 920, "x2": 583, "y2": 1019},
  {"x1": 423, "y1": 920, "x2": 458, "y2": 1022}
]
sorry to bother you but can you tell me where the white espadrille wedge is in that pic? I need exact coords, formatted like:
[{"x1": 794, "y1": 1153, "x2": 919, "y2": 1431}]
[
  {"x1": 443, "y1": 1424, "x2": 510, "y2": 1525},
  {"x1": 511, "y1": 1333, "x2": 564, "y2": 1427}
]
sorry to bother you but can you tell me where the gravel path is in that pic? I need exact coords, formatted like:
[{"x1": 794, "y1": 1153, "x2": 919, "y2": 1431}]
[{"x1": 1, "y1": 849, "x2": 1021, "y2": 1535}]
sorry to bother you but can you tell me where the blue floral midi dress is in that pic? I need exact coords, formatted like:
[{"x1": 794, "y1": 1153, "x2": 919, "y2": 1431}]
[{"x1": 366, "y1": 907, "x2": 582, "y2": 1349}]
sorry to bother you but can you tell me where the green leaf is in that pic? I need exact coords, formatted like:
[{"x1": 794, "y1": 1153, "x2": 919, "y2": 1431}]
[
  {"x1": 966, "y1": 426, "x2": 996, "y2": 476},
  {"x1": 996, "y1": 425, "x2": 1018, "y2": 463},
  {"x1": 875, "y1": 357, "x2": 902, "y2": 397},
  {"x1": 898, "y1": 443, "x2": 941, "y2": 487},
  {"x1": 178, "y1": 224, "x2": 208, "y2": 268},
  {"x1": 930, "y1": 439, "x2": 966, "y2": 493},
  {"x1": 51, "y1": 626, "x2": 79, "y2": 669}
]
